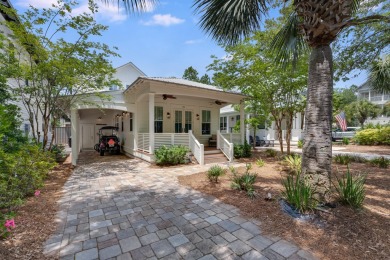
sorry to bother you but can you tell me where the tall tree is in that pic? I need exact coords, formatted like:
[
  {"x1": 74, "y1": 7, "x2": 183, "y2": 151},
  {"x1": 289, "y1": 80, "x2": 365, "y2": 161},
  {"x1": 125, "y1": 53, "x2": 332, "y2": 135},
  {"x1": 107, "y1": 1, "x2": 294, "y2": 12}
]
[
  {"x1": 1, "y1": 0, "x2": 120, "y2": 149},
  {"x1": 210, "y1": 26, "x2": 307, "y2": 154},
  {"x1": 193, "y1": 0, "x2": 390, "y2": 201},
  {"x1": 183, "y1": 66, "x2": 212, "y2": 84},
  {"x1": 345, "y1": 100, "x2": 381, "y2": 127},
  {"x1": 369, "y1": 55, "x2": 390, "y2": 93},
  {"x1": 183, "y1": 66, "x2": 199, "y2": 81}
]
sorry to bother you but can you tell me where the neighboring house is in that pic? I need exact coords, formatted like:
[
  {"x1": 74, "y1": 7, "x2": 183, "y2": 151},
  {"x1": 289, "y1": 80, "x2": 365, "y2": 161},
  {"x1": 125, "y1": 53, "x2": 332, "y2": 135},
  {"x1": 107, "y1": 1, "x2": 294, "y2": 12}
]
[
  {"x1": 357, "y1": 81, "x2": 390, "y2": 125},
  {"x1": 70, "y1": 70, "x2": 246, "y2": 166},
  {"x1": 220, "y1": 105, "x2": 304, "y2": 143},
  {"x1": 1, "y1": 0, "x2": 46, "y2": 138}
]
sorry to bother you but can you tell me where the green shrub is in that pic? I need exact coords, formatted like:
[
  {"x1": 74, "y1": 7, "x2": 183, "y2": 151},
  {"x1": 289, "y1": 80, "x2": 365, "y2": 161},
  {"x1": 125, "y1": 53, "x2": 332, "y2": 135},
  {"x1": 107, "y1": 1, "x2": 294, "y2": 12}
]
[
  {"x1": 265, "y1": 149, "x2": 277, "y2": 157},
  {"x1": 334, "y1": 167, "x2": 366, "y2": 208},
  {"x1": 230, "y1": 164, "x2": 257, "y2": 198},
  {"x1": 0, "y1": 144, "x2": 56, "y2": 209},
  {"x1": 207, "y1": 165, "x2": 226, "y2": 183},
  {"x1": 284, "y1": 154, "x2": 301, "y2": 174},
  {"x1": 334, "y1": 154, "x2": 367, "y2": 165},
  {"x1": 0, "y1": 211, "x2": 16, "y2": 238},
  {"x1": 334, "y1": 154, "x2": 351, "y2": 165},
  {"x1": 342, "y1": 137, "x2": 350, "y2": 145},
  {"x1": 354, "y1": 127, "x2": 390, "y2": 145},
  {"x1": 255, "y1": 159, "x2": 265, "y2": 167},
  {"x1": 297, "y1": 139, "x2": 304, "y2": 149},
  {"x1": 233, "y1": 140, "x2": 252, "y2": 159},
  {"x1": 51, "y1": 144, "x2": 67, "y2": 161},
  {"x1": 282, "y1": 173, "x2": 316, "y2": 213},
  {"x1": 154, "y1": 145, "x2": 188, "y2": 166},
  {"x1": 369, "y1": 157, "x2": 390, "y2": 168}
]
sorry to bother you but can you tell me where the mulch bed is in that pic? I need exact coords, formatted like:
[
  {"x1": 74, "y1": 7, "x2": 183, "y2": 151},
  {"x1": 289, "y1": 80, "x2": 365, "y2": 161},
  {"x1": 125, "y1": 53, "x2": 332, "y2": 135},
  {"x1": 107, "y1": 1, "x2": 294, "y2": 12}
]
[
  {"x1": 0, "y1": 162, "x2": 73, "y2": 260},
  {"x1": 178, "y1": 152, "x2": 390, "y2": 260}
]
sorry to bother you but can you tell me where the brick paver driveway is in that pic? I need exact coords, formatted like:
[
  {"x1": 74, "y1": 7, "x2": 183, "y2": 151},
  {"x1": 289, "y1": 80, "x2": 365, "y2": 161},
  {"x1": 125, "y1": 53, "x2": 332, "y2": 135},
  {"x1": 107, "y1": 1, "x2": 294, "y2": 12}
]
[{"x1": 44, "y1": 151, "x2": 317, "y2": 260}]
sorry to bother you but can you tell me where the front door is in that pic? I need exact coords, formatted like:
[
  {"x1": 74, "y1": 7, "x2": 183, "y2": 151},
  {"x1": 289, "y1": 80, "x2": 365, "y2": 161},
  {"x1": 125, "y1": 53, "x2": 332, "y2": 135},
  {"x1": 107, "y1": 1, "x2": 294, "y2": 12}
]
[
  {"x1": 82, "y1": 124, "x2": 95, "y2": 149},
  {"x1": 174, "y1": 110, "x2": 192, "y2": 133}
]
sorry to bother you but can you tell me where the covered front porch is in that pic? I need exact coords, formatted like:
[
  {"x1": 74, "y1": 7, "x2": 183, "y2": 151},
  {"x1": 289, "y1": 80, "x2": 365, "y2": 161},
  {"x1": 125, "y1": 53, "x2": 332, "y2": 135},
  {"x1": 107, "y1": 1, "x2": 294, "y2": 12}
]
[{"x1": 71, "y1": 77, "x2": 246, "y2": 165}]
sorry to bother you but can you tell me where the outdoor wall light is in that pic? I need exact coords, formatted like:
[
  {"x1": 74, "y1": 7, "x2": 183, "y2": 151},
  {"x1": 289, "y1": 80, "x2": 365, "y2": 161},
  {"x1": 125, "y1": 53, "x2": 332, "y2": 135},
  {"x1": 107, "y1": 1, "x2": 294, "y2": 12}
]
[
  {"x1": 196, "y1": 114, "x2": 200, "y2": 120},
  {"x1": 97, "y1": 116, "x2": 102, "y2": 120},
  {"x1": 167, "y1": 112, "x2": 171, "y2": 119}
]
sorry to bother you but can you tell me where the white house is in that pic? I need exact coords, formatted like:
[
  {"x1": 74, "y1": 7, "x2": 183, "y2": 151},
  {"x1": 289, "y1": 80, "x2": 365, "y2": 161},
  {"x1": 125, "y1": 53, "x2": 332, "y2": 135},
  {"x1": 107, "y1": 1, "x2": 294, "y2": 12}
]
[
  {"x1": 1, "y1": 0, "x2": 46, "y2": 138},
  {"x1": 220, "y1": 105, "x2": 304, "y2": 143},
  {"x1": 70, "y1": 64, "x2": 246, "y2": 166},
  {"x1": 357, "y1": 81, "x2": 390, "y2": 125}
]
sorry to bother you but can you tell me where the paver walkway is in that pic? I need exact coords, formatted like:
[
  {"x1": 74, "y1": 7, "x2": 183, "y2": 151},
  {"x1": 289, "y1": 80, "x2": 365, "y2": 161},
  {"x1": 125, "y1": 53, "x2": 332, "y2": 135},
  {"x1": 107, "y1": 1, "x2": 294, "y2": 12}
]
[{"x1": 44, "y1": 151, "x2": 317, "y2": 260}]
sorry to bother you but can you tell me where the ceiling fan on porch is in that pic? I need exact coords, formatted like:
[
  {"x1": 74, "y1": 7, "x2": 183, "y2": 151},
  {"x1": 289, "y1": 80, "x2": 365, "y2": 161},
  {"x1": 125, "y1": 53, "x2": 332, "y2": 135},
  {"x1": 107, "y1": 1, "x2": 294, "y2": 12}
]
[
  {"x1": 162, "y1": 94, "x2": 176, "y2": 100},
  {"x1": 214, "y1": 100, "x2": 228, "y2": 105}
]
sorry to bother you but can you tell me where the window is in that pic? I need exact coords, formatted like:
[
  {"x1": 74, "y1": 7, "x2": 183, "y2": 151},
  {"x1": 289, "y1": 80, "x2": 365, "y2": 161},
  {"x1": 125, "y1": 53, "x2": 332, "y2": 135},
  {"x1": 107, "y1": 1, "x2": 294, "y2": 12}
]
[
  {"x1": 236, "y1": 115, "x2": 240, "y2": 121},
  {"x1": 129, "y1": 113, "x2": 133, "y2": 132},
  {"x1": 154, "y1": 106, "x2": 163, "y2": 133},
  {"x1": 175, "y1": 111, "x2": 182, "y2": 133},
  {"x1": 184, "y1": 111, "x2": 192, "y2": 133},
  {"x1": 220, "y1": 116, "x2": 227, "y2": 131},
  {"x1": 24, "y1": 124, "x2": 30, "y2": 135},
  {"x1": 257, "y1": 121, "x2": 266, "y2": 129},
  {"x1": 202, "y1": 110, "x2": 211, "y2": 135}
]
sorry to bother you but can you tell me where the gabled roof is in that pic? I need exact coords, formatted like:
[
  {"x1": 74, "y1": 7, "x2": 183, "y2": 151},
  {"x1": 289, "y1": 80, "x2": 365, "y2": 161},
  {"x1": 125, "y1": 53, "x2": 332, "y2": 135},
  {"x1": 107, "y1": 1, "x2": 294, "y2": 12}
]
[
  {"x1": 115, "y1": 62, "x2": 146, "y2": 77},
  {"x1": 124, "y1": 76, "x2": 244, "y2": 96}
]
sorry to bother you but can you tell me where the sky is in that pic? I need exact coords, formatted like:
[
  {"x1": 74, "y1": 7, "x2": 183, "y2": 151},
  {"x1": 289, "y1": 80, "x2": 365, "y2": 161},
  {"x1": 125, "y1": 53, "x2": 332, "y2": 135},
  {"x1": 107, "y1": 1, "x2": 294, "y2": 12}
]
[{"x1": 12, "y1": 0, "x2": 367, "y2": 89}]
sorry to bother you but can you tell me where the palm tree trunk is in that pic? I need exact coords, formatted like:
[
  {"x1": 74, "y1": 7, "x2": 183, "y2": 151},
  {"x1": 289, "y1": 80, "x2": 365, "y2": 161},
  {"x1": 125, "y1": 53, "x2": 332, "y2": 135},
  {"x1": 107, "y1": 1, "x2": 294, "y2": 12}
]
[{"x1": 302, "y1": 45, "x2": 333, "y2": 202}]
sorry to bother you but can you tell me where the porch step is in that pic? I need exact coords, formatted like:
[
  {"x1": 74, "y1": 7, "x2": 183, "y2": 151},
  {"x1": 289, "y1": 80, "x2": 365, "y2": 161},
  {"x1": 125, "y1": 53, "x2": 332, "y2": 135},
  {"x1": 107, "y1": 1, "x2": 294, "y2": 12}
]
[{"x1": 204, "y1": 150, "x2": 229, "y2": 164}]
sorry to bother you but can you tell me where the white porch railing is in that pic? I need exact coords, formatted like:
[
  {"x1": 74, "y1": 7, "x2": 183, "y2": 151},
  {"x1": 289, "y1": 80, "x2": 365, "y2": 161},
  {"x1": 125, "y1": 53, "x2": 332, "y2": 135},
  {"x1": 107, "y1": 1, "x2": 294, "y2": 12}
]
[
  {"x1": 189, "y1": 130, "x2": 204, "y2": 165},
  {"x1": 136, "y1": 133, "x2": 150, "y2": 153},
  {"x1": 222, "y1": 133, "x2": 242, "y2": 144},
  {"x1": 155, "y1": 133, "x2": 189, "y2": 149},
  {"x1": 217, "y1": 130, "x2": 234, "y2": 162}
]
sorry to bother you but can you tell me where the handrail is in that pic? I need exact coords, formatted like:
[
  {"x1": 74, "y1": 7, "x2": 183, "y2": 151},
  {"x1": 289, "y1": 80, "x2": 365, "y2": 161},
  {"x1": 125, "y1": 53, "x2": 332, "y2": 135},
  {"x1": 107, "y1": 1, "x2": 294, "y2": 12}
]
[
  {"x1": 217, "y1": 130, "x2": 233, "y2": 162},
  {"x1": 189, "y1": 130, "x2": 204, "y2": 165}
]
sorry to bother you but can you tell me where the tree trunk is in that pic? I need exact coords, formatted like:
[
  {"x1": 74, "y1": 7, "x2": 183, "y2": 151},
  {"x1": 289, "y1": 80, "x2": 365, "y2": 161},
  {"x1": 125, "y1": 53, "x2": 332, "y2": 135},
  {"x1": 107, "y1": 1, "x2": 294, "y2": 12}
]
[
  {"x1": 302, "y1": 45, "x2": 333, "y2": 203},
  {"x1": 286, "y1": 112, "x2": 293, "y2": 155}
]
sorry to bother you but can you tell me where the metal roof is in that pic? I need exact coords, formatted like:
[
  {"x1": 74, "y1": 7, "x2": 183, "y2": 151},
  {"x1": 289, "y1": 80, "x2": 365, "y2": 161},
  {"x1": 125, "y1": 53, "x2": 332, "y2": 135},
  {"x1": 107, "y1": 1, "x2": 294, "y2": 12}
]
[{"x1": 125, "y1": 76, "x2": 244, "y2": 96}]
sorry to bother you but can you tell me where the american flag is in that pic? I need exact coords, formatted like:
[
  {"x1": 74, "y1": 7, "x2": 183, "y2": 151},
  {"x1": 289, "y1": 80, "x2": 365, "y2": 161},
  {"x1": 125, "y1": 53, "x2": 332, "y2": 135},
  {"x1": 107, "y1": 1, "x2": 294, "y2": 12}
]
[{"x1": 335, "y1": 111, "x2": 347, "y2": 131}]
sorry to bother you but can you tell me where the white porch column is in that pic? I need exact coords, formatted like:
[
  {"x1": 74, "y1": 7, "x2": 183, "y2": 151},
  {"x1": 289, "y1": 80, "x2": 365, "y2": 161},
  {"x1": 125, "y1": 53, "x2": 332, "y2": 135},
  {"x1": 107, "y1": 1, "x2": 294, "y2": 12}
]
[
  {"x1": 226, "y1": 116, "x2": 230, "y2": 134},
  {"x1": 240, "y1": 102, "x2": 245, "y2": 144},
  {"x1": 149, "y1": 93, "x2": 155, "y2": 153},
  {"x1": 133, "y1": 112, "x2": 138, "y2": 151},
  {"x1": 71, "y1": 109, "x2": 79, "y2": 166}
]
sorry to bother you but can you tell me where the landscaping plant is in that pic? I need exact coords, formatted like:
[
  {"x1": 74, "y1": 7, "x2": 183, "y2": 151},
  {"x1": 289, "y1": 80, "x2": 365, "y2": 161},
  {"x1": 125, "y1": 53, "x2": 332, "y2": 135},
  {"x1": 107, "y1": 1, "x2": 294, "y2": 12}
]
[
  {"x1": 342, "y1": 137, "x2": 350, "y2": 145},
  {"x1": 282, "y1": 173, "x2": 316, "y2": 213},
  {"x1": 284, "y1": 154, "x2": 302, "y2": 175},
  {"x1": 207, "y1": 165, "x2": 226, "y2": 183},
  {"x1": 0, "y1": 144, "x2": 56, "y2": 209},
  {"x1": 369, "y1": 157, "x2": 389, "y2": 169},
  {"x1": 265, "y1": 149, "x2": 277, "y2": 158},
  {"x1": 297, "y1": 139, "x2": 304, "y2": 149},
  {"x1": 255, "y1": 159, "x2": 265, "y2": 167},
  {"x1": 154, "y1": 145, "x2": 188, "y2": 166},
  {"x1": 233, "y1": 140, "x2": 252, "y2": 159},
  {"x1": 354, "y1": 127, "x2": 390, "y2": 145},
  {"x1": 334, "y1": 154, "x2": 367, "y2": 165},
  {"x1": 230, "y1": 164, "x2": 257, "y2": 198},
  {"x1": 334, "y1": 167, "x2": 366, "y2": 208},
  {"x1": 0, "y1": 212, "x2": 15, "y2": 239}
]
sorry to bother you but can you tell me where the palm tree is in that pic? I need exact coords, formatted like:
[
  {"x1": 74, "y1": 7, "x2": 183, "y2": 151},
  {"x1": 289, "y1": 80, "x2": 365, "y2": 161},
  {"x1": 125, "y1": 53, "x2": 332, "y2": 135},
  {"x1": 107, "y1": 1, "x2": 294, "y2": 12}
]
[
  {"x1": 191, "y1": 0, "x2": 389, "y2": 202},
  {"x1": 114, "y1": 0, "x2": 388, "y2": 202},
  {"x1": 369, "y1": 55, "x2": 390, "y2": 93}
]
